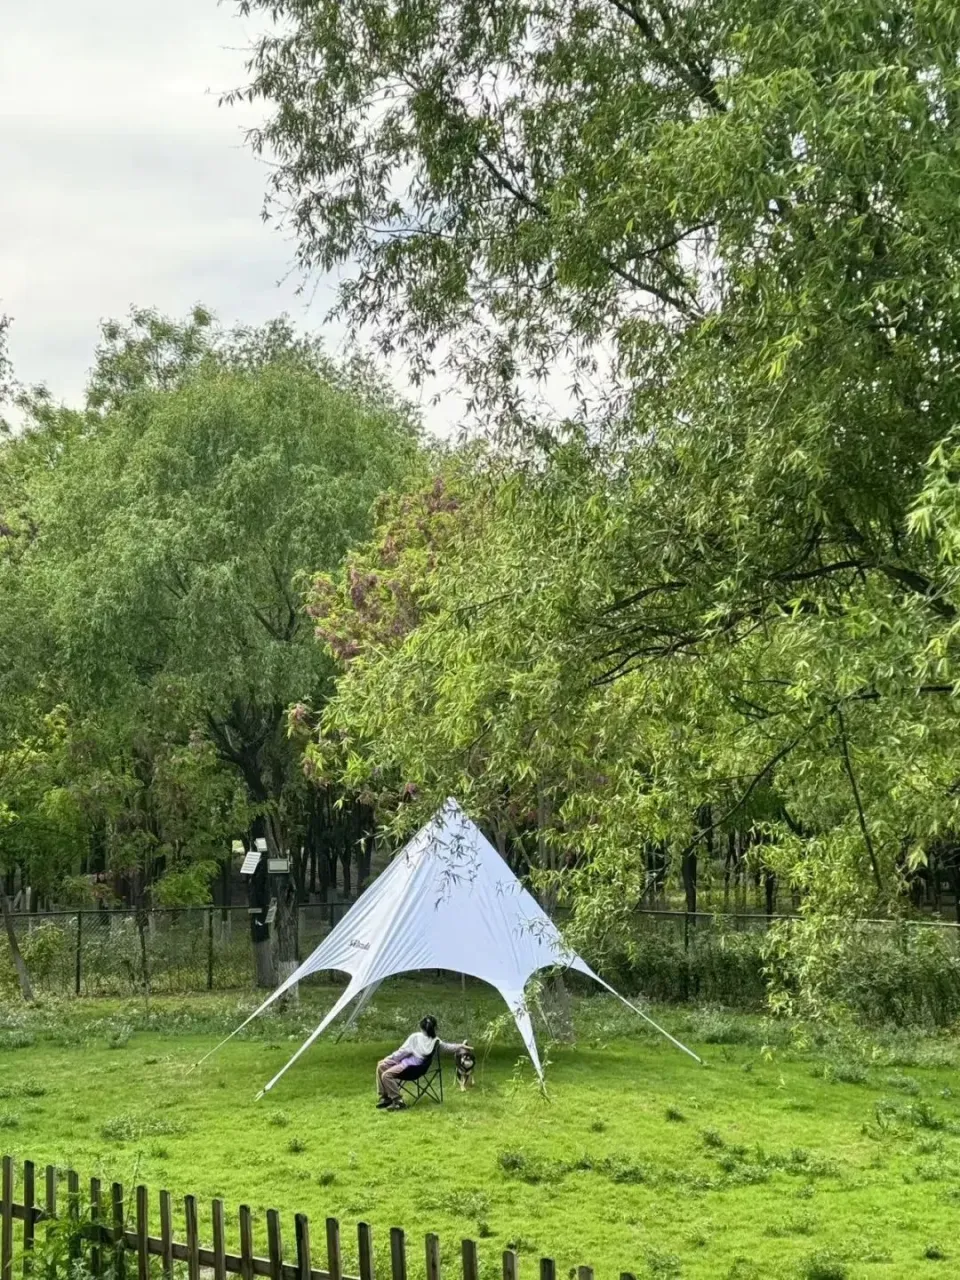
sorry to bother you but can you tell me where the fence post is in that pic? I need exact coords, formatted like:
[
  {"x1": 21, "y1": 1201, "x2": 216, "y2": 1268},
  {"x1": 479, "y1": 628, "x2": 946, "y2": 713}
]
[
  {"x1": 389, "y1": 1228, "x2": 407, "y2": 1280},
  {"x1": 2, "y1": 1155, "x2": 12, "y2": 1280},
  {"x1": 75, "y1": 913, "x2": 83, "y2": 996},
  {"x1": 23, "y1": 1161, "x2": 35, "y2": 1272},
  {"x1": 111, "y1": 1182, "x2": 124, "y2": 1280},
  {"x1": 358, "y1": 1225, "x2": 374, "y2": 1280},
  {"x1": 89, "y1": 1178, "x2": 101, "y2": 1278},
  {"x1": 159, "y1": 1190, "x2": 173, "y2": 1280},
  {"x1": 462, "y1": 1241, "x2": 479, "y2": 1280},
  {"x1": 135, "y1": 1186, "x2": 149, "y2": 1280},
  {"x1": 185, "y1": 1195, "x2": 200, "y2": 1280},
  {"x1": 239, "y1": 1206, "x2": 254, "y2": 1280},
  {"x1": 425, "y1": 1234, "x2": 440, "y2": 1280},
  {"x1": 213, "y1": 1199, "x2": 227, "y2": 1280},
  {"x1": 207, "y1": 910, "x2": 214, "y2": 992},
  {"x1": 295, "y1": 1215, "x2": 311, "y2": 1280},
  {"x1": 326, "y1": 1219, "x2": 342, "y2": 1280},
  {"x1": 266, "y1": 1209, "x2": 283, "y2": 1280},
  {"x1": 67, "y1": 1171, "x2": 80, "y2": 1262}
]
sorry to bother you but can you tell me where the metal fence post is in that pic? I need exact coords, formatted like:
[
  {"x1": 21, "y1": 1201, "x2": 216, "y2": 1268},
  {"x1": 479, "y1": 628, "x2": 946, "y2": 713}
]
[
  {"x1": 75, "y1": 912, "x2": 83, "y2": 996},
  {"x1": 207, "y1": 909, "x2": 214, "y2": 991}
]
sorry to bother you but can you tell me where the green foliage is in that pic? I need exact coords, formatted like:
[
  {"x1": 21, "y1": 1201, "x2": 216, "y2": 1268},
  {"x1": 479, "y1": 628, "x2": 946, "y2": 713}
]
[
  {"x1": 797, "y1": 1253, "x2": 848, "y2": 1280},
  {"x1": 241, "y1": 0, "x2": 960, "y2": 1019},
  {"x1": 99, "y1": 1112, "x2": 186, "y2": 1142},
  {"x1": 0, "y1": 309, "x2": 422, "y2": 931},
  {"x1": 151, "y1": 863, "x2": 218, "y2": 908}
]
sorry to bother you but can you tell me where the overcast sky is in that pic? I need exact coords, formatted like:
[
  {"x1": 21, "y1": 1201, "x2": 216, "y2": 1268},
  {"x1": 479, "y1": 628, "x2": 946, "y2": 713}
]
[{"x1": 0, "y1": 0, "x2": 462, "y2": 433}]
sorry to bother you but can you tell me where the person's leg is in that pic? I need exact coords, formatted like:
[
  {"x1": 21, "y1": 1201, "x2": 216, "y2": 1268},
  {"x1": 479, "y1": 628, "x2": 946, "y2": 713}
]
[
  {"x1": 376, "y1": 1058, "x2": 392, "y2": 1097},
  {"x1": 381, "y1": 1064, "x2": 405, "y2": 1102}
]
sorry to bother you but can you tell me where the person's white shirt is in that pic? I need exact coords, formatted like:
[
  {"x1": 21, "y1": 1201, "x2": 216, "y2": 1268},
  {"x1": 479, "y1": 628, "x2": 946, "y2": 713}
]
[{"x1": 397, "y1": 1031, "x2": 460, "y2": 1058}]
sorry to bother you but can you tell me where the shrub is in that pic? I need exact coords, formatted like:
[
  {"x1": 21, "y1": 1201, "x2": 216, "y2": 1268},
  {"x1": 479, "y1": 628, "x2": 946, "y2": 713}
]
[
  {"x1": 645, "y1": 1248, "x2": 681, "y2": 1277},
  {"x1": 821, "y1": 1062, "x2": 867, "y2": 1085},
  {"x1": 100, "y1": 1114, "x2": 185, "y2": 1142},
  {"x1": 0, "y1": 1031, "x2": 34, "y2": 1051},
  {"x1": 884, "y1": 1074, "x2": 921, "y2": 1095},
  {"x1": 596, "y1": 1155, "x2": 648, "y2": 1185},
  {"x1": 798, "y1": 1251, "x2": 847, "y2": 1280},
  {"x1": 497, "y1": 1151, "x2": 547, "y2": 1184}
]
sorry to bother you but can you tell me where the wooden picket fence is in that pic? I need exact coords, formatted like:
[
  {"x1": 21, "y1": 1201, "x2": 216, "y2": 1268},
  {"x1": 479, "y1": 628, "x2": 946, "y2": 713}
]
[{"x1": 0, "y1": 1156, "x2": 633, "y2": 1280}]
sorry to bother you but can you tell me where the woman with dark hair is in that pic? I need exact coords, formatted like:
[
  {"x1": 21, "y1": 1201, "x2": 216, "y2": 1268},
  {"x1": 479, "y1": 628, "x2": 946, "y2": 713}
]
[{"x1": 375, "y1": 1016, "x2": 470, "y2": 1110}]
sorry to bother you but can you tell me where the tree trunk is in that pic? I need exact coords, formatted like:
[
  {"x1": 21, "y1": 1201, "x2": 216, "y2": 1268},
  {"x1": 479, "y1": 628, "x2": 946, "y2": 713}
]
[
  {"x1": 136, "y1": 905, "x2": 151, "y2": 1004},
  {"x1": 540, "y1": 975, "x2": 576, "y2": 1044},
  {"x1": 265, "y1": 816, "x2": 300, "y2": 1004},
  {"x1": 0, "y1": 886, "x2": 34, "y2": 1002},
  {"x1": 682, "y1": 847, "x2": 698, "y2": 915},
  {"x1": 247, "y1": 831, "x2": 276, "y2": 988},
  {"x1": 254, "y1": 936, "x2": 276, "y2": 988},
  {"x1": 765, "y1": 867, "x2": 777, "y2": 917},
  {"x1": 536, "y1": 785, "x2": 556, "y2": 912}
]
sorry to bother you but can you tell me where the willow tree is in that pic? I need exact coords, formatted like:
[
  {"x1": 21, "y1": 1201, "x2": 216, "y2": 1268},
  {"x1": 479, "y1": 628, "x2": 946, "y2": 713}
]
[
  {"x1": 12, "y1": 313, "x2": 422, "y2": 986},
  {"x1": 236, "y1": 0, "x2": 960, "y2": 1008}
]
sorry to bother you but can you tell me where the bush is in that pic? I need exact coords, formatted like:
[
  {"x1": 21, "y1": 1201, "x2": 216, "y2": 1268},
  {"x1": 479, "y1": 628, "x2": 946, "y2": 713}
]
[
  {"x1": 798, "y1": 1251, "x2": 847, "y2": 1280},
  {"x1": 769, "y1": 920, "x2": 960, "y2": 1028},
  {"x1": 100, "y1": 1114, "x2": 185, "y2": 1142},
  {"x1": 597, "y1": 916, "x2": 960, "y2": 1027},
  {"x1": 600, "y1": 923, "x2": 769, "y2": 1009}
]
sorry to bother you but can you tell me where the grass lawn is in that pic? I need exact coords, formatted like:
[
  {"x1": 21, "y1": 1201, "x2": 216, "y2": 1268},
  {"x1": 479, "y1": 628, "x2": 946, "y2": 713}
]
[{"x1": 0, "y1": 982, "x2": 959, "y2": 1280}]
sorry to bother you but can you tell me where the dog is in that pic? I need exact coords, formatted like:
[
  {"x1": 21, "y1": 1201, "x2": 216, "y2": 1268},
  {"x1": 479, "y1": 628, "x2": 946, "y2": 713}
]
[{"x1": 455, "y1": 1046, "x2": 476, "y2": 1090}]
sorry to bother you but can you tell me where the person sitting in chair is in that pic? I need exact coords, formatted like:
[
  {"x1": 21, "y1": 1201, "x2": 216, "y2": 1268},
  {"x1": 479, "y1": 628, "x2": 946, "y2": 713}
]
[{"x1": 376, "y1": 1015, "x2": 470, "y2": 1110}]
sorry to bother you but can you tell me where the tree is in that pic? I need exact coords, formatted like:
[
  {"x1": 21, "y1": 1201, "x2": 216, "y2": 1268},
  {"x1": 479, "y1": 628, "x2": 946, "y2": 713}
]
[
  {"x1": 9, "y1": 312, "x2": 423, "y2": 986},
  {"x1": 235, "y1": 1, "x2": 960, "y2": 1012}
]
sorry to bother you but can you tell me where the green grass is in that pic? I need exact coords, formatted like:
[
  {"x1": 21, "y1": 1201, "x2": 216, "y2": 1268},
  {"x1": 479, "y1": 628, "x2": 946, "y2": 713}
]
[{"x1": 1, "y1": 983, "x2": 959, "y2": 1280}]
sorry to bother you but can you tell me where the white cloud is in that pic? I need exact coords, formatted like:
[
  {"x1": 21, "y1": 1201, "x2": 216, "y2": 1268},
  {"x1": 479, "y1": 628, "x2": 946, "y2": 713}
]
[{"x1": 0, "y1": 0, "x2": 463, "y2": 434}]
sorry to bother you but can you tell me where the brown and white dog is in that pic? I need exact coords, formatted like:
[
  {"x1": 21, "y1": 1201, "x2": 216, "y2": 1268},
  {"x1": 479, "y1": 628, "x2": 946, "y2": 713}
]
[{"x1": 455, "y1": 1047, "x2": 476, "y2": 1090}]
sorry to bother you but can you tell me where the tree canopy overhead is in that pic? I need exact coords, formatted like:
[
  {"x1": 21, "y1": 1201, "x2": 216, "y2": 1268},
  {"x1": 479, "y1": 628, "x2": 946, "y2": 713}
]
[
  {"x1": 235, "y1": 0, "x2": 960, "y2": 423},
  {"x1": 241, "y1": 0, "x2": 960, "y2": 1011}
]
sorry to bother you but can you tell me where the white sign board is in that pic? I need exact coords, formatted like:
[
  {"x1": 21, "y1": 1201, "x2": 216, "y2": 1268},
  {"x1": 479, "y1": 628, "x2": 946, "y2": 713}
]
[
  {"x1": 231, "y1": 840, "x2": 245, "y2": 855},
  {"x1": 240, "y1": 850, "x2": 262, "y2": 876},
  {"x1": 254, "y1": 837, "x2": 268, "y2": 853},
  {"x1": 268, "y1": 858, "x2": 289, "y2": 875}
]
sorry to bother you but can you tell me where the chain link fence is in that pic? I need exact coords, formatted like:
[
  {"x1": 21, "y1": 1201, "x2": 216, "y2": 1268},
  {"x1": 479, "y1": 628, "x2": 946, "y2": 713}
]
[
  {"x1": 0, "y1": 904, "x2": 353, "y2": 997},
  {"x1": 3, "y1": 903, "x2": 960, "y2": 1013}
]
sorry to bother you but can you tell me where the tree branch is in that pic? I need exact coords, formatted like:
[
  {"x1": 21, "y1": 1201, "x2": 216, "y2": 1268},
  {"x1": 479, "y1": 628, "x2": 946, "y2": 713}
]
[{"x1": 835, "y1": 703, "x2": 883, "y2": 894}]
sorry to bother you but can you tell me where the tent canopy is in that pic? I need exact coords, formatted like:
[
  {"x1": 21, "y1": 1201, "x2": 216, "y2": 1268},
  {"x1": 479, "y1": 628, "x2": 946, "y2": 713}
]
[{"x1": 204, "y1": 798, "x2": 699, "y2": 1093}]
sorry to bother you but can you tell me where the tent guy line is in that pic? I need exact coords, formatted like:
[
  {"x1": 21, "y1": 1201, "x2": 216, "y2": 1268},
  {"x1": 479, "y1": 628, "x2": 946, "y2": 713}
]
[{"x1": 196, "y1": 798, "x2": 702, "y2": 1092}]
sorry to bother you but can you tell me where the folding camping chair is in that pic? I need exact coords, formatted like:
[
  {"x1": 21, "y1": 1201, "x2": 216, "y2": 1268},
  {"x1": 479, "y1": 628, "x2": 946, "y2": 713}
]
[{"x1": 397, "y1": 1043, "x2": 443, "y2": 1106}]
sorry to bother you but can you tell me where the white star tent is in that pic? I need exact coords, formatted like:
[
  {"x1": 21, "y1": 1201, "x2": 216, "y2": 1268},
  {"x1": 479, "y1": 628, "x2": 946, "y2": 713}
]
[{"x1": 203, "y1": 798, "x2": 700, "y2": 1093}]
